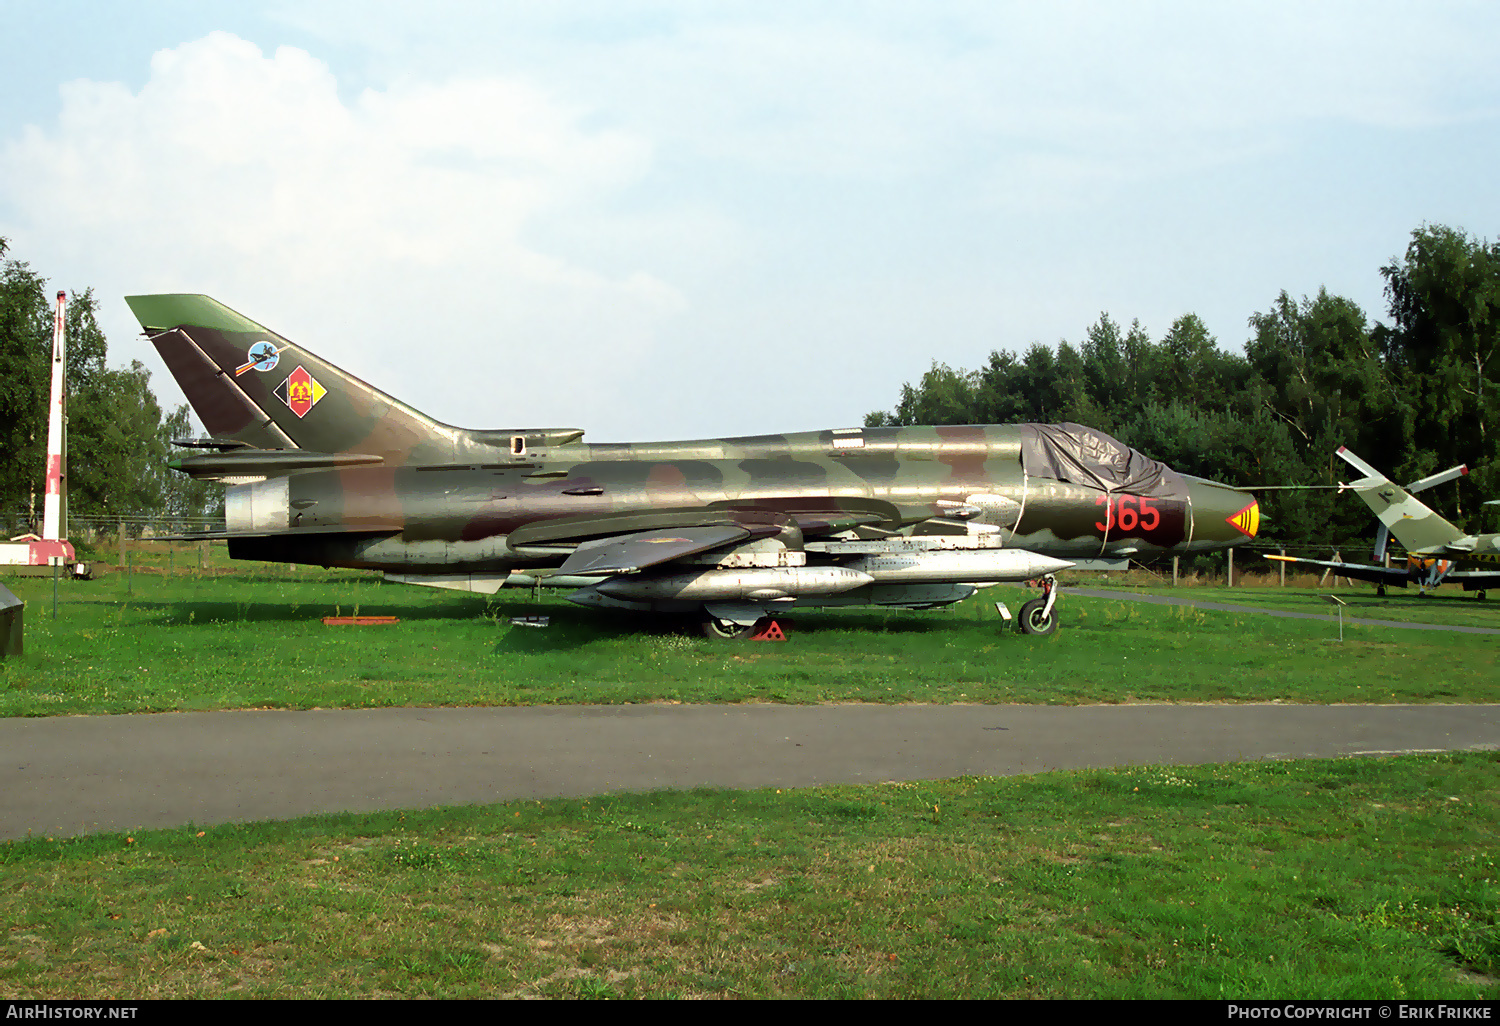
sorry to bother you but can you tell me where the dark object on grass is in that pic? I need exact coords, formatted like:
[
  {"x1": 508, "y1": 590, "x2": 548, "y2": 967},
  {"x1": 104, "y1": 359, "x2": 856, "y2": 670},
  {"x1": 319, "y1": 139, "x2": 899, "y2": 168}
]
[{"x1": 0, "y1": 583, "x2": 22, "y2": 656}]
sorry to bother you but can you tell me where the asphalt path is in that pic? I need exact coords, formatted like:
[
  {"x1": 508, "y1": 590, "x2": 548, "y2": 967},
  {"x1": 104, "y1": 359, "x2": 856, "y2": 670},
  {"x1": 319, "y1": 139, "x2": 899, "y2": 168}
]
[
  {"x1": 1066, "y1": 587, "x2": 1500, "y2": 634},
  {"x1": 3, "y1": 703, "x2": 1497, "y2": 840}
]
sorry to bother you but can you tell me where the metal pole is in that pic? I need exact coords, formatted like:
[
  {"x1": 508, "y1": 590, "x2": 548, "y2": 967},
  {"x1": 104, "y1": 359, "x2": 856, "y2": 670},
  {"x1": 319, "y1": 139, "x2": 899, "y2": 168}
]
[
  {"x1": 1227, "y1": 547, "x2": 1234, "y2": 587},
  {"x1": 1279, "y1": 548, "x2": 1286, "y2": 586},
  {"x1": 51, "y1": 558, "x2": 59, "y2": 619},
  {"x1": 1172, "y1": 555, "x2": 1179, "y2": 587}
]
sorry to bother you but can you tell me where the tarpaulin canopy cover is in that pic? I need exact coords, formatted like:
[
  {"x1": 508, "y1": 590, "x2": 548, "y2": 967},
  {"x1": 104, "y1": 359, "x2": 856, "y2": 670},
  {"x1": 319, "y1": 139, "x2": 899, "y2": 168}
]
[{"x1": 1020, "y1": 423, "x2": 1186, "y2": 498}]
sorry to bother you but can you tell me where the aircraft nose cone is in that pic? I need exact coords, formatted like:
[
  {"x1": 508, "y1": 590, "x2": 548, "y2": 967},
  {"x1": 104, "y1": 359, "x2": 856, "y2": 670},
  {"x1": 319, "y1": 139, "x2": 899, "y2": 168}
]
[{"x1": 1186, "y1": 477, "x2": 1259, "y2": 550}]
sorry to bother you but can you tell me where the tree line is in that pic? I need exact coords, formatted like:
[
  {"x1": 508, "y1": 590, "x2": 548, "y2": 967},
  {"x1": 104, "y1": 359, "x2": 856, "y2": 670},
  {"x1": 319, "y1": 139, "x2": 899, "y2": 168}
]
[
  {"x1": 4, "y1": 226, "x2": 1497, "y2": 551},
  {"x1": 866, "y1": 224, "x2": 1500, "y2": 550},
  {"x1": 0, "y1": 238, "x2": 220, "y2": 532}
]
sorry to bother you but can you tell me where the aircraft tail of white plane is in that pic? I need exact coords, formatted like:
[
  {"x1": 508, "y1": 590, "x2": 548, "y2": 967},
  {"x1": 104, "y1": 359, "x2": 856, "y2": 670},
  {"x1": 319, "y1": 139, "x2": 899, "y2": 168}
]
[{"x1": 1336, "y1": 447, "x2": 1474, "y2": 554}]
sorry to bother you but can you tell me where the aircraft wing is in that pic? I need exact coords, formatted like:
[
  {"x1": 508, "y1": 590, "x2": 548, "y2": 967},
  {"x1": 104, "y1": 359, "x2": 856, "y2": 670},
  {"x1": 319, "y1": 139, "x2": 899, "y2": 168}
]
[
  {"x1": 1262, "y1": 554, "x2": 1414, "y2": 588},
  {"x1": 556, "y1": 525, "x2": 758, "y2": 576},
  {"x1": 1445, "y1": 569, "x2": 1500, "y2": 591}
]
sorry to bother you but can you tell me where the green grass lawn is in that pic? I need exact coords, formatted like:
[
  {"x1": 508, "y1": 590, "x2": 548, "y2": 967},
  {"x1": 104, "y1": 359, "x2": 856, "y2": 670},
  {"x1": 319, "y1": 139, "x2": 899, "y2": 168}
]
[
  {"x1": 4, "y1": 560, "x2": 1497, "y2": 1000},
  {"x1": 1078, "y1": 570, "x2": 1500, "y2": 630},
  {"x1": 1, "y1": 752, "x2": 1495, "y2": 999},
  {"x1": 1, "y1": 568, "x2": 1497, "y2": 715}
]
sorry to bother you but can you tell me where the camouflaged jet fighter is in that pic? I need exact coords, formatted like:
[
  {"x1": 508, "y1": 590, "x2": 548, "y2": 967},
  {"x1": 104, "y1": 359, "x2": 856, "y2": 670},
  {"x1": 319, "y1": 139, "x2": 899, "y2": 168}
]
[
  {"x1": 126, "y1": 294, "x2": 1261, "y2": 637},
  {"x1": 1265, "y1": 448, "x2": 1500, "y2": 598}
]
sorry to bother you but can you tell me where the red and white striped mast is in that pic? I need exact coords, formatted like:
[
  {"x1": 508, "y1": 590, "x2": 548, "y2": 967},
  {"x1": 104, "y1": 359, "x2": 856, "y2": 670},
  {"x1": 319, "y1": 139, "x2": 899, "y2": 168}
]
[
  {"x1": 41, "y1": 291, "x2": 67, "y2": 542},
  {"x1": 1, "y1": 290, "x2": 75, "y2": 569},
  {"x1": 38, "y1": 290, "x2": 73, "y2": 564}
]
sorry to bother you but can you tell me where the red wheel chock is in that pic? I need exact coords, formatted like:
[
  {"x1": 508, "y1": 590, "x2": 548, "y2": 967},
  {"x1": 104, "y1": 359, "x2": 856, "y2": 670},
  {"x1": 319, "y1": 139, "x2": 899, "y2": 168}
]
[{"x1": 751, "y1": 620, "x2": 787, "y2": 641}]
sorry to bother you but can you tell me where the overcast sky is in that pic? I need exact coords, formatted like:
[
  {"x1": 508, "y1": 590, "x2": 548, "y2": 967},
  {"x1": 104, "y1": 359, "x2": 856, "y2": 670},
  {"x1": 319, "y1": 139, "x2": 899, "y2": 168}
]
[{"x1": 2, "y1": 1, "x2": 1497, "y2": 441}]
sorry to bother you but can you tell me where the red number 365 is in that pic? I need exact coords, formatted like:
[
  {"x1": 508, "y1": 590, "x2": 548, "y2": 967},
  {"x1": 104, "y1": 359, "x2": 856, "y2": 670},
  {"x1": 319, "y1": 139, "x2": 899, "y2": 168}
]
[{"x1": 1095, "y1": 494, "x2": 1161, "y2": 534}]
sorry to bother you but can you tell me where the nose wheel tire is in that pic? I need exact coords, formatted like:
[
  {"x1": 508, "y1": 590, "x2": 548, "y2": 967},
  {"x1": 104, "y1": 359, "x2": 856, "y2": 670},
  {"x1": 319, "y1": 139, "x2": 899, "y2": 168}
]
[{"x1": 1016, "y1": 597, "x2": 1057, "y2": 636}]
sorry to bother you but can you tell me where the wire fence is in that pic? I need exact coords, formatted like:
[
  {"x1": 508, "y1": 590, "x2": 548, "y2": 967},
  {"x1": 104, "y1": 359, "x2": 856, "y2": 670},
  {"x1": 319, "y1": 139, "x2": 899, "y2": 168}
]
[{"x1": 3, "y1": 514, "x2": 224, "y2": 543}]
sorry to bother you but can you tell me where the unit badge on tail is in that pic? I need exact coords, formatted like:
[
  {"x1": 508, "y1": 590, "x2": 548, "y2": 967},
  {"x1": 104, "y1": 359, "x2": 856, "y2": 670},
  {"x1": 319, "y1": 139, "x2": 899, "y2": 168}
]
[
  {"x1": 235, "y1": 341, "x2": 284, "y2": 376},
  {"x1": 273, "y1": 365, "x2": 327, "y2": 418}
]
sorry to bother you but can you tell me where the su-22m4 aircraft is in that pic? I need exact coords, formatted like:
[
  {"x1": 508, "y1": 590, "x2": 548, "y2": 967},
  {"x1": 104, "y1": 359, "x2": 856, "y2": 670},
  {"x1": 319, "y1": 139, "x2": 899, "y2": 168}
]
[
  {"x1": 126, "y1": 294, "x2": 1260, "y2": 638},
  {"x1": 1266, "y1": 448, "x2": 1500, "y2": 598}
]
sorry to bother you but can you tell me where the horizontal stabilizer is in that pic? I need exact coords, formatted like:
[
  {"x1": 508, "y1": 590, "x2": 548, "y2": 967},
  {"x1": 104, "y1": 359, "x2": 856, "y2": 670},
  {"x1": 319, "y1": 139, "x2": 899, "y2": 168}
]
[
  {"x1": 151, "y1": 525, "x2": 400, "y2": 542},
  {"x1": 1335, "y1": 446, "x2": 1383, "y2": 481},
  {"x1": 171, "y1": 437, "x2": 253, "y2": 450},
  {"x1": 1406, "y1": 464, "x2": 1468, "y2": 494},
  {"x1": 169, "y1": 449, "x2": 386, "y2": 480}
]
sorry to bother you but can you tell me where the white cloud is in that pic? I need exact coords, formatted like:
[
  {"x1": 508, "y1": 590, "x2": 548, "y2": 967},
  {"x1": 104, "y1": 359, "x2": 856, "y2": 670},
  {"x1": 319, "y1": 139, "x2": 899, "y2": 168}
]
[
  {"x1": 0, "y1": 31, "x2": 687, "y2": 430},
  {"x1": 306, "y1": 4, "x2": 1500, "y2": 165},
  {"x1": 4, "y1": 7, "x2": 1499, "y2": 440}
]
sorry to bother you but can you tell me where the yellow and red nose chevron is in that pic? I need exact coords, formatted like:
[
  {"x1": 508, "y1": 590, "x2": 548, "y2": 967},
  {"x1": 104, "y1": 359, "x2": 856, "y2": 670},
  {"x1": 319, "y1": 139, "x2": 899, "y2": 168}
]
[{"x1": 1227, "y1": 500, "x2": 1259, "y2": 538}]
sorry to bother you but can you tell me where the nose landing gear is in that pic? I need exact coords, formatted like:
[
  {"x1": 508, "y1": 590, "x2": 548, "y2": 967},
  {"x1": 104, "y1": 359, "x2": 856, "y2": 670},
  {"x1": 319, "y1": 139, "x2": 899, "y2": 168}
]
[{"x1": 1016, "y1": 574, "x2": 1059, "y2": 635}]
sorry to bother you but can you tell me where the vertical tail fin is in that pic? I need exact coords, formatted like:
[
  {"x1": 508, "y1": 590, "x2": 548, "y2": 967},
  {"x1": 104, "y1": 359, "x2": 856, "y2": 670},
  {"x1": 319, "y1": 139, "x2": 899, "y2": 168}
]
[
  {"x1": 126, "y1": 295, "x2": 460, "y2": 464},
  {"x1": 1336, "y1": 447, "x2": 1470, "y2": 553}
]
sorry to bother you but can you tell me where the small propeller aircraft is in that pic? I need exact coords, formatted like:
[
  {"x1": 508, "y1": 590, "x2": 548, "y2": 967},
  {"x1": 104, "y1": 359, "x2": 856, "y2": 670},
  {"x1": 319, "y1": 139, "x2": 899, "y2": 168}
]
[
  {"x1": 1265, "y1": 448, "x2": 1500, "y2": 598},
  {"x1": 127, "y1": 294, "x2": 1260, "y2": 637}
]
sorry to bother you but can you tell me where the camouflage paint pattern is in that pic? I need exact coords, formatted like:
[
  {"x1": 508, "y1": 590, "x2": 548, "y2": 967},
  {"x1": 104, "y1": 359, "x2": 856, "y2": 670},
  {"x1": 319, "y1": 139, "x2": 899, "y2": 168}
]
[{"x1": 127, "y1": 295, "x2": 1259, "y2": 579}]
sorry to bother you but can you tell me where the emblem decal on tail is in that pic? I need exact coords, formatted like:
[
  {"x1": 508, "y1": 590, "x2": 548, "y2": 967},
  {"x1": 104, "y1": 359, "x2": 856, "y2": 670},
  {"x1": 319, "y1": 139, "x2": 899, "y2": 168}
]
[
  {"x1": 273, "y1": 365, "x2": 327, "y2": 419},
  {"x1": 235, "y1": 341, "x2": 284, "y2": 376}
]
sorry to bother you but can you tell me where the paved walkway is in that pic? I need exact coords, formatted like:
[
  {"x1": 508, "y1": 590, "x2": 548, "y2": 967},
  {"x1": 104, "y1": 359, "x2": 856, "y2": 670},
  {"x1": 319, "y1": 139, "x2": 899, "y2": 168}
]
[
  {"x1": 1066, "y1": 588, "x2": 1500, "y2": 635},
  {"x1": 3, "y1": 703, "x2": 1496, "y2": 840}
]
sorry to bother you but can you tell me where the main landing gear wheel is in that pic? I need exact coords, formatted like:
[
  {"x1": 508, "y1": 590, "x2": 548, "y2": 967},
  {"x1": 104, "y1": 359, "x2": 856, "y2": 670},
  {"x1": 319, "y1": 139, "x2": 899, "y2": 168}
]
[
  {"x1": 701, "y1": 615, "x2": 768, "y2": 640},
  {"x1": 1016, "y1": 597, "x2": 1057, "y2": 636}
]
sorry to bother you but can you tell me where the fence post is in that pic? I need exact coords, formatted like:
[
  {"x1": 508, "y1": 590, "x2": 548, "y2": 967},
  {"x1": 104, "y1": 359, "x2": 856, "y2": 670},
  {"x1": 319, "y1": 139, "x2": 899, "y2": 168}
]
[
  {"x1": 118, "y1": 521, "x2": 125, "y2": 568},
  {"x1": 1172, "y1": 555, "x2": 1179, "y2": 587}
]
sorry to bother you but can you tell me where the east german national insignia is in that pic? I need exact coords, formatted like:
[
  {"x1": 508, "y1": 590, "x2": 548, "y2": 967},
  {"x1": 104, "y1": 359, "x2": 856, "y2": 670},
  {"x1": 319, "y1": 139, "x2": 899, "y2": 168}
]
[{"x1": 273, "y1": 365, "x2": 327, "y2": 419}]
